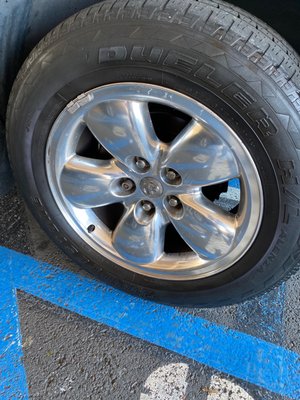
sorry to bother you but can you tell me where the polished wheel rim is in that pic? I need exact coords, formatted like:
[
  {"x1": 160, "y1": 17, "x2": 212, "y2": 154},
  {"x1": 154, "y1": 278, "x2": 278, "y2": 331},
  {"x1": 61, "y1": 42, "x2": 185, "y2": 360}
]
[{"x1": 46, "y1": 83, "x2": 263, "y2": 280}]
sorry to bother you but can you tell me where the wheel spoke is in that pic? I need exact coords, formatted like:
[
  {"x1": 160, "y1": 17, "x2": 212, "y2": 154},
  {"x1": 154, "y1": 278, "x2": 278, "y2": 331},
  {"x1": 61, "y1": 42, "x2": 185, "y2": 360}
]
[
  {"x1": 112, "y1": 206, "x2": 166, "y2": 264},
  {"x1": 85, "y1": 100, "x2": 159, "y2": 166},
  {"x1": 163, "y1": 120, "x2": 239, "y2": 186},
  {"x1": 46, "y1": 83, "x2": 263, "y2": 280},
  {"x1": 60, "y1": 155, "x2": 126, "y2": 208},
  {"x1": 167, "y1": 194, "x2": 237, "y2": 259}
]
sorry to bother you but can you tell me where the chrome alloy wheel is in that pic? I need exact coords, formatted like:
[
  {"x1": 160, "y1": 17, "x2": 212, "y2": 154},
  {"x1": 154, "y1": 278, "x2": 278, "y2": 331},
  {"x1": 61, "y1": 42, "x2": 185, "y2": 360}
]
[{"x1": 46, "y1": 83, "x2": 263, "y2": 280}]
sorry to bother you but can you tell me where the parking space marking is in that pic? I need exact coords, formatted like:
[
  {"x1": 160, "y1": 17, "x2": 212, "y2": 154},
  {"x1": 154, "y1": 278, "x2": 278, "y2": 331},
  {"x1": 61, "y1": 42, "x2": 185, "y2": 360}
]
[
  {"x1": 0, "y1": 246, "x2": 299, "y2": 399},
  {"x1": 140, "y1": 363, "x2": 189, "y2": 399},
  {"x1": 236, "y1": 284, "x2": 286, "y2": 344},
  {"x1": 207, "y1": 376, "x2": 254, "y2": 400},
  {"x1": 0, "y1": 257, "x2": 28, "y2": 400}
]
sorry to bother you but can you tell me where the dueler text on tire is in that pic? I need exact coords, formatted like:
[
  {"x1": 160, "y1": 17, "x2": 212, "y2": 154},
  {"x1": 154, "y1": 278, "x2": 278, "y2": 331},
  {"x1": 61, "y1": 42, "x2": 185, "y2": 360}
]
[{"x1": 7, "y1": 0, "x2": 300, "y2": 306}]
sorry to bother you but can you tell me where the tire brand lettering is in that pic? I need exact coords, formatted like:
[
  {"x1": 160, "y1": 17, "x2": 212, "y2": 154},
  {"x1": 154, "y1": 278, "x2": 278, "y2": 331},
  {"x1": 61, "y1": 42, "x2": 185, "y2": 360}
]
[
  {"x1": 98, "y1": 46, "x2": 127, "y2": 63},
  {"x1": 247, "y1": 109, "x2": 278, "y2": 137},
  {"x1": 222, "y1": 83, "x2": 256, "y2": 110},
  {"x1": 163, "y1": 50, "x2": 197, "y2": 73},
  {"x1": 97, "y1": 43, "x2": 297, "y2": 150},
  {"x1": 194, "y1": 64, "x2": 222, "y2": 88},
  {"x1": 130, "y1": 46, "x2": 163, "y2": 63}
]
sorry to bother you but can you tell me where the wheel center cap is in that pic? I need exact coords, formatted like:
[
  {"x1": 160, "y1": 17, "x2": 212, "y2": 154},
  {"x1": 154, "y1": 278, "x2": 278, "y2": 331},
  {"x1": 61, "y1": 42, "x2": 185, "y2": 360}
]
[{"x1": 140, "y1": 177, "x2": 163, "y2": 198}]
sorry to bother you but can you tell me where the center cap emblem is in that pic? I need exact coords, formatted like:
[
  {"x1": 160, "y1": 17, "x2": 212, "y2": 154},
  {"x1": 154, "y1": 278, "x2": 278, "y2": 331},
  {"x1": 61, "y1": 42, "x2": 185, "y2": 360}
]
[{"x1": 140, "y1": 177, "x2": 163, "y2": 198}]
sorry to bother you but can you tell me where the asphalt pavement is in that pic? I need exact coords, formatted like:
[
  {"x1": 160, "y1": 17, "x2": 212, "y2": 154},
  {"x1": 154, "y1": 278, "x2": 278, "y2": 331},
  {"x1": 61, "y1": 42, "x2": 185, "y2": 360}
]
[{"x1": 0, "y1": 188, "x2": 299, "y2": 399}]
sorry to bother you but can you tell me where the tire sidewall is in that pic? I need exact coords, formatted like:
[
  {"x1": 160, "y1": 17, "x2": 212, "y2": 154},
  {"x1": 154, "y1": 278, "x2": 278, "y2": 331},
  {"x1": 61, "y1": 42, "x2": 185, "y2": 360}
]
[{"x1": 8, "y1": 18, "x2": 300, "y2": 305}]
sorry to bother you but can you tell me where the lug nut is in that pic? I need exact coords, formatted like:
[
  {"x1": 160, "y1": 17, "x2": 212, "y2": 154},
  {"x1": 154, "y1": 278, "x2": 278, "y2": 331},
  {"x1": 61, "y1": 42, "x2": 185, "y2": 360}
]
[
  {"x1": 169, "y1": 197, "x2": 179, "y2": 207},
  {"x1": 166, "y1": 169, "x2": 177, "y2": 181},
  {"x1": 121, "y1": 179, "x2": 134, "y2": 192},
  {"x1": 136, "y1": 158, "x2": 146, "y2": 169},
  {"x1": 163, "y1": 167, "x2": 182, "y2": 185},
  {"x1": 142, "y1": 201, "x2": 153, "y2": 212},
  {"x1": 134, "y1": 157, "x2": 150, "y2": 172}
]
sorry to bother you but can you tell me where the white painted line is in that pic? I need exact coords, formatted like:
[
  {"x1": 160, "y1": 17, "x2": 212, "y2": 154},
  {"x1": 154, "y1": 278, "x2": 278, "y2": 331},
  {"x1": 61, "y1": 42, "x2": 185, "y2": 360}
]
[
  {"x1": 207, "y1": 375, "x2": 254, "y2": 400},
  {"x1": 140, "y1": 363, "x2": 189, "y2": 400}
]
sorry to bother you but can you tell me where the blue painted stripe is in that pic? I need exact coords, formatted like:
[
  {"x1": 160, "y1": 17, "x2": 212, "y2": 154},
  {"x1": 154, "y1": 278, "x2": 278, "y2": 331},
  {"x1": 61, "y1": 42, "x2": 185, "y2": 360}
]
[
  {"x1": 0, "y1": 255, "x2": 29, "y2": 400},
  {"x1": 236, "y1": 285, "x2": 286, "y2": 345},
  {"x1": 1, "y1": 247, "x2": 298, "y2": 399},
  {"x1": 228, "y1": 178, "x2": 240, "y2": 189}
]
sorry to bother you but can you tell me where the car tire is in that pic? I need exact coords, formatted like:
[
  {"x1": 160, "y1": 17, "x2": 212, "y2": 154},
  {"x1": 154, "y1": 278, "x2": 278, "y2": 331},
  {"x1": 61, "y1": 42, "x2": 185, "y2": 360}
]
[{"x1": 7, "y1": 0, "x2": 300, "y2": 306}]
